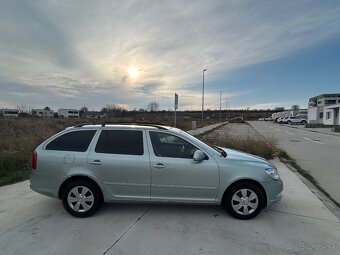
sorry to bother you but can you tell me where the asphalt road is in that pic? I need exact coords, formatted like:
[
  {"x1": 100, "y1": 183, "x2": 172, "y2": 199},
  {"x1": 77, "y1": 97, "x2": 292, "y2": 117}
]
[{"x1": 249, "y1": 121, "x2": 340, "y2": 204}]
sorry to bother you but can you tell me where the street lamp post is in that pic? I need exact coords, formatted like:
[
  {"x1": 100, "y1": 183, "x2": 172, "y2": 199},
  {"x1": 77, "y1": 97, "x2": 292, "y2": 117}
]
[
  {"x1": 219, "y1": 91, "x2": 222, "y2": 122},
  {"x1": 202, "y1": 69, "x2": 207, "y2": 126}
]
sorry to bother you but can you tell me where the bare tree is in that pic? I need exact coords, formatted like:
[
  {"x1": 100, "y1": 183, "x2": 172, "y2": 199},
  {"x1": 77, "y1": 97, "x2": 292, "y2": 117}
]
[
  {"x1": 101, "y1": 104, "x2": 127, "y2": 113},
  {"x1": 291, "y1": 105, "x2": 300, "y2": 110},
  {"x1": 101, "y1": 104, "x2": 127, "y2": 118},
  {"x1": 16, "y1": 103, "x2": 27, "y2": 113},
  {"x1": 147, "y1": 101, "x2": 159, "y2": 112},
  {"x1": 79, "y1": 106, "x2": 88, "y2": 112}
]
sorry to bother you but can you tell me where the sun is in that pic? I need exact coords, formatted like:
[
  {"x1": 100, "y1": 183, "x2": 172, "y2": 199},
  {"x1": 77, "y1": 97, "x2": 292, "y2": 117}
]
[{"x1": 128, "y1": 66, "x2": 139, "y2": 79}]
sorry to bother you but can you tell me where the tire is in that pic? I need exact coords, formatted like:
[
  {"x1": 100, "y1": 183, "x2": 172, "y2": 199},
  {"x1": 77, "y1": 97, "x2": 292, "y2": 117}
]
[
  {"x1": 224, "y1": 182, "x2": 264, "y2": 220},
  {"x1": 61, "y1": 180, "x2": 102, "y2": 218},
  {"x1": 301, "y1": 120, "x2": 307, "y2": 124},
  {"x1": 287, "y1": 121, "x2": 292, "y2": 125}
]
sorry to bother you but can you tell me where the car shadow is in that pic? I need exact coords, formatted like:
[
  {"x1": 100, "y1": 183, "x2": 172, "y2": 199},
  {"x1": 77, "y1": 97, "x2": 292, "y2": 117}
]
[{"x1": 97, "y1": 202, "x2": 227, "y2": 218}]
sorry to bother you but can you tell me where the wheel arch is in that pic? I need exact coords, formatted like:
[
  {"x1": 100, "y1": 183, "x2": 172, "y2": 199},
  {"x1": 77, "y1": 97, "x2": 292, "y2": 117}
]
[
  {"x1": 221, "y1": 179, "x2": 267, "y2": 208},
  {"x1": 58, "y1": 175, "x2": 104, "y2": 201}
]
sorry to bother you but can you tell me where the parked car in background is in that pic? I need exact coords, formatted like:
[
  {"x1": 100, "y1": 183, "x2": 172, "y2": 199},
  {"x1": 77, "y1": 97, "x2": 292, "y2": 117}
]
[
  {"x1": 276, "y1": 117, "x2": 285, "y2": 123},
  {"x1": 283, "y1": 116, "x2": 307, "y2": 125},
  {"x1": 30, "y1": 124, "x2": 283, "y2": 220}
]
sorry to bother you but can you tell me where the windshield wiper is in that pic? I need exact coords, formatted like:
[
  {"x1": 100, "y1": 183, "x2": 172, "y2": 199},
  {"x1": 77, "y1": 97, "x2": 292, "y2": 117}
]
[{"x1": 212, "y1": 145, "x2": 227, "y2": 157}]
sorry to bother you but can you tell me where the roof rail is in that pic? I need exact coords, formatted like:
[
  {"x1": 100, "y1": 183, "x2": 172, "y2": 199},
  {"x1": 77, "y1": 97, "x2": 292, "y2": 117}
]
[
  {"x1": 73, "y1": 122, "x2": 168, "y2": 130},
  {"x1": 100, "y1": 122, "x2": 168, "y2": 130},
  {"x1": 74, "y1": 123, "x2": 93, "y2": 127}
]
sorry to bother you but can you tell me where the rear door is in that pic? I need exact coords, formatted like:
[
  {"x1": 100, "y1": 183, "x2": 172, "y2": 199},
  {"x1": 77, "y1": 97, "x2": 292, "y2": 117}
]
[
  {"x1": 87, "y1": 129, "x2": 151, "y2": 200},
  {"x1": 147, "y1": 131, "x2": 219, "y2": 203}
]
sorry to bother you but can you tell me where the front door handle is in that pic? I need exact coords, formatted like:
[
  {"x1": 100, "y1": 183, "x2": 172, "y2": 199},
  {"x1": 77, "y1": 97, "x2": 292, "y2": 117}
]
[
  {"x1": 90, "y1": 160, "x2": 102, "y2": 166},
  {"x1": 153, "y1": 163, "x2": 166, "y2": 169}
]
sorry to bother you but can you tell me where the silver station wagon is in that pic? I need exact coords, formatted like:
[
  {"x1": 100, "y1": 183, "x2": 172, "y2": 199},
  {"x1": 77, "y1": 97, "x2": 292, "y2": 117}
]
[{"x1": 30, "y1": 124, "x2": 283, "y2": 220}]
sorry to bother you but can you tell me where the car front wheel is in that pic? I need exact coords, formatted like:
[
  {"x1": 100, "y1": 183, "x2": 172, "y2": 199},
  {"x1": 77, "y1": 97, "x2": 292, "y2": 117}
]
[
  {"x1": 61, "y1": 180, "x2": 102, "y2": 218},
  {"x1": 224, "y1": 182, "x2": 264, "y2": 220}
]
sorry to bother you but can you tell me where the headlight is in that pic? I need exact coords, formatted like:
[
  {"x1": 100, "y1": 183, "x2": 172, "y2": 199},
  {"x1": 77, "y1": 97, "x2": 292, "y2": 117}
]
[{"x1": 265, "y1": 168, "x2": 280, "y2": 180}]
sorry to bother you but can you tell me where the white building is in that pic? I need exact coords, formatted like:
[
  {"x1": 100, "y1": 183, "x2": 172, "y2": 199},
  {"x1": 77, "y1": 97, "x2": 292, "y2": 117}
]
[
  {"x1": 31, "y1": 108, "x2": 54, "y2": 118},
  {"x1": 0, "y1": 108, "x2": 19, "y2": 118},
  {"x1": 323, "y1": 104, "x2": 340, "y2": 126},
  {"x1": 58, "y1": 109, "x2": 79, "y2": 118},
  {"x1": 82, "y1": 111, "x2": 106, "y2": 119},
  {"x1": 308, "y1": 94, "x2": 340, "y2": 124}
]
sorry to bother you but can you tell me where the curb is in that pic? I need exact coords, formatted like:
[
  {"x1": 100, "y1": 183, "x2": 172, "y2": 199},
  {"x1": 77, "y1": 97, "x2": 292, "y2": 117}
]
[
  {"x1": 282, "y1": 160, "x2": 340, "y2": 221},
  {"x1": 278, "y1": 124, "x2": 340, "y2": 138},
  {"x1": 187, "y1": 122, "x2": 228, "y2": 137}
]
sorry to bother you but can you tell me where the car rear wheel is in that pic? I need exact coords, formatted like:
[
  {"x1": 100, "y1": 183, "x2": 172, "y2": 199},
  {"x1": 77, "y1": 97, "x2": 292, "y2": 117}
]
[
  {"x1": 287, "y1": 121, "x2": 292, "y2": 124},
  {"x1": 61, "y1": 180, "x2": 102, "y2": 218},
  {"x1": 224, "y1": 182, "x2": 264, "y2": 220}
]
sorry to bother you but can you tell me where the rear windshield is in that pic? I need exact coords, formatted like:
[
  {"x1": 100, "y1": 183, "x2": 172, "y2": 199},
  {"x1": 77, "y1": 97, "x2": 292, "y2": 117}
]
[{"x1": 46, "y1": 130, "x2": 96, "y2": 152}]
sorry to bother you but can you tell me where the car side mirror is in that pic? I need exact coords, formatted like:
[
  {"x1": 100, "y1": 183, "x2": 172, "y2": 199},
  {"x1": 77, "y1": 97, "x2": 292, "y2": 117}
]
[{"x1": 193, "y1": 150, "x2": 205, "y2": 161}]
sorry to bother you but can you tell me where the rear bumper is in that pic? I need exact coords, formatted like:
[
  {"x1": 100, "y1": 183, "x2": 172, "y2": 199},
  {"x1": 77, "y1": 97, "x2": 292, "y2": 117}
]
[{"x1": 30, "y1": 171, "x2": 59, "y2": 198}]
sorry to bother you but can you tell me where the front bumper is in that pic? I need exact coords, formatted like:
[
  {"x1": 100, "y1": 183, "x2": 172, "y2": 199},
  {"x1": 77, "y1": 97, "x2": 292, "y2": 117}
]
[{"x1": 263, "y1": 178, "x2": 283, "y2": 207}]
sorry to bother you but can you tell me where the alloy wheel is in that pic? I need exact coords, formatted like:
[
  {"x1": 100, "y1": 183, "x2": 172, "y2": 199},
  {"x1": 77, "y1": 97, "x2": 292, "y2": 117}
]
[
  {"x1": 231, "y1": 189, "x2": 259, "y2": 215},
  {"x1": 67, "y1": 186, "x2": 94, "y2": 213}
]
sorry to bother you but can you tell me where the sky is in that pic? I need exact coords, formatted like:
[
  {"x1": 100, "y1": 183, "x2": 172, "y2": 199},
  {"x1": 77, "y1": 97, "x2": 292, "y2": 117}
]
[{"x1": 1, "y1": 0, "x2": 340, "y2": 111}]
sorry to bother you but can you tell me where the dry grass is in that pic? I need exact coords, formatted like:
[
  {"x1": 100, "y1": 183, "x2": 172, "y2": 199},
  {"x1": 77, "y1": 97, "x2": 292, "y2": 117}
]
[
  {"x1": 0, "y1": 118, "x2": 85, "y2": 185},
  {"x1": 198, "y1": 128, "x2": 278, "y2": 159}
]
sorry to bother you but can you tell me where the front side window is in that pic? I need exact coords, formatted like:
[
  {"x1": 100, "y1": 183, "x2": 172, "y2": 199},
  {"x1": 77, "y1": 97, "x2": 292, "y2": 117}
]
[
  {"x1": 95, "y1": 130, "x2": 143, "y2": 155},
  {"x1": 46, "y1": 130, "x2": 96, "y2": 152},
  {"x1": 149, "y1": 132, "x2": 197, "y2": 159}
]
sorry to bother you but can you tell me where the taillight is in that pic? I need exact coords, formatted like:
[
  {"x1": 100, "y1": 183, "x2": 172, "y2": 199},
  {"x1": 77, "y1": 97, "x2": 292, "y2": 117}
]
[{"x1": 32, "y1": 150, "x2": 37, "y2": 170}]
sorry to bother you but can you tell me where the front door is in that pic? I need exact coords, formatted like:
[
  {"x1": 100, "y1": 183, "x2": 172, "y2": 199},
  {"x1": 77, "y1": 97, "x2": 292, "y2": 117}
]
[
  {"x1": 147, "y1": 131, "x2": 219, "y2": 203},
  {"x1": 87, "y1": 129, "x2": 151, "y2": 200}
]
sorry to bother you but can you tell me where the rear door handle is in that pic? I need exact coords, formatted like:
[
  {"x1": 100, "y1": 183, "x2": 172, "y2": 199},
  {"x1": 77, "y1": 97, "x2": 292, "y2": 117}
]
[
  {"x1": 153, "y1": 163, "x2": 166, "y2": 169},
  {"x1": 90, "y1": 160, "x2": 102, "y2": 166}
]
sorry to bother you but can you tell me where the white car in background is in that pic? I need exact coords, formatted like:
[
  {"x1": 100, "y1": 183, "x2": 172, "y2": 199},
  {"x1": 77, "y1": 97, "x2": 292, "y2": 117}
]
[
  {"x1": 283, "y1": 116, "x2": 307, "y2": 125},
  {"x1": 276, "y1": 117, "x2": 285, "y2": 123}
]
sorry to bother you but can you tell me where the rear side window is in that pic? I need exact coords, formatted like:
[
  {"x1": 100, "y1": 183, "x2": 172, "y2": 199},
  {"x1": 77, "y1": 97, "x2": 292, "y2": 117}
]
[
  {"x1": 95, "y1": 130, "x2": 143, "y2": 155},
  {"x1": 46, "y1": 130, "x2": 96, "y2": 152}
]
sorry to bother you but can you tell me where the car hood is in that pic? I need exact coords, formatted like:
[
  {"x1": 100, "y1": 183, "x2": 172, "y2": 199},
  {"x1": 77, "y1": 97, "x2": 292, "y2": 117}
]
[{"x1": 220, "y1": 147, "x2": 268, "y2": 164}]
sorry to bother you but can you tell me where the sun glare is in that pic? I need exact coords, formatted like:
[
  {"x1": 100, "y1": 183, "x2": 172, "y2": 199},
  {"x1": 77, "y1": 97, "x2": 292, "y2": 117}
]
[{"x1": 128, "y1": 66, "x2": 139, "y2": 79}]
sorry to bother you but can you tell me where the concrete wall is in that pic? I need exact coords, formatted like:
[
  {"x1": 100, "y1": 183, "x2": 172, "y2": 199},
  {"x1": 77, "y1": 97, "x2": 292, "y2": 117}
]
[
  {"x1": 308, "y1": 107, "x2": 323, "y2": 124},
  {"x1": 32, "y1": 109, "x2": 54, "y2": 118},
  {"x1": 324, "y1": 105, "x2": 340, "y2": 125}
]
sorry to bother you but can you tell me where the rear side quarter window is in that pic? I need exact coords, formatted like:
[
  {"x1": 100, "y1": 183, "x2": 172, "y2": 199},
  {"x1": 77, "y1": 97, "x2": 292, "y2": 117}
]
[
  {"x1": 46, "y1": 130, "x2": 97, "y2": 152},
  {"x1": 95, "y1": 130, "x2": 143, "y2": 155}
]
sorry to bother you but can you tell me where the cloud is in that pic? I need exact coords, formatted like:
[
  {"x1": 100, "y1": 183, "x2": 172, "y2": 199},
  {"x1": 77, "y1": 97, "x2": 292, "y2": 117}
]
[{"x1": 0, "y1": 0, "x2": 340, "y2": 110}]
